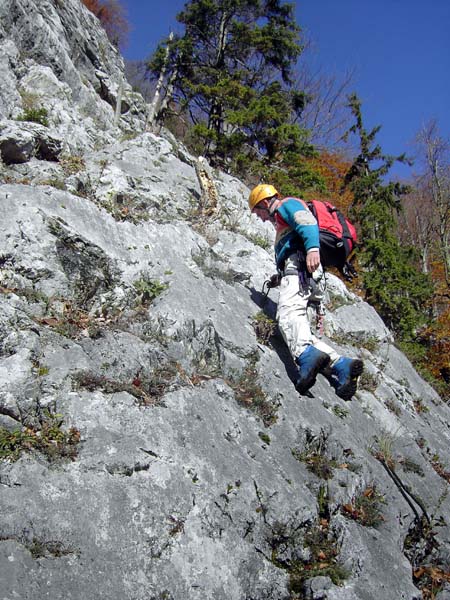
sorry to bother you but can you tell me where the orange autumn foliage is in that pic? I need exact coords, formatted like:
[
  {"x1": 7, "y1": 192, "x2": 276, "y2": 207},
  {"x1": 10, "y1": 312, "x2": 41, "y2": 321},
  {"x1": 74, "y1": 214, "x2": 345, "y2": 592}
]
[
  {"x1": 304, "y1": 150, "x2": 354, "y2": 214},
  {"x1": 421, "y1": 305, "x2": 450, "y2": 388},
  {"x1": 303, "y1": 150, "x2": 365, "y2": 294},
  {"x1": 81, "y1": 0, "x2": 129, "y2": 48}
]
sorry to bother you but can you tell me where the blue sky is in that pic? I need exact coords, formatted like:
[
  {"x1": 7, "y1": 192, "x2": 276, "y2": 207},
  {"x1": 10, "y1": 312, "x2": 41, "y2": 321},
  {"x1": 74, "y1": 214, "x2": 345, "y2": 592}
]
[{"x1": 121, "y1": 0, "x2": 450, "y2": 180}]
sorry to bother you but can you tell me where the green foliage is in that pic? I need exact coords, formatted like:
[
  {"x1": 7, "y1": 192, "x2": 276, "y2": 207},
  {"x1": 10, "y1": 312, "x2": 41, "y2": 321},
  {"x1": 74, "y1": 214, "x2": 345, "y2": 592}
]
[
  {"x1": 341, "y1": 485, "x2": 385, "y2": 528},
  {"x1": 146, "y1": 0, "x2": 315, "y2": 175},
  {"x1": 262, "y1": 151, "x2": 327, "y2": 198},
  {"x1": 73, "y1": 364, "x2": 180, "y2": 406},
  {"x1": 229, "y1": 358, "x2": 278, "y2": 426},
  {"x1": 269, "y1": 504, "x2": 348, "y2": 592},
  {"x1": 252, "y1": 311, "x2": 277, "y2": 345},
  {"x1": 27, "y1": 538, "x2": 77, "y2": 559},
  {"x1": 397, "y1": 339, "x2": 450, "y2": 401},
  {"x1": 258, "y1": 431, "x2": 271, "y2": 445},
  {"x1": 133, "y1": 278, "x2": 169, "y2": 305},
  {"x1": 372, "y1": 432, "x2": 396, "y2": 468},
  {"x1": 0, "y1": 412, "x2": 79, "y2": 462},
  {"x1": 40, "y1": 178, "x2": 66, "y2": 190},
  {"x1": 358, "y1": 370, "x2": 380, "y2": 393},
  {"x1": 292, "y1": 446, "x2": 338, "y2": 480},
  {"x1": 60, "y1": 155, "x2": 86, "y2": 175},
  {"x1": 37, "y1": 365, "x2": 50, "y2": 377},
  {"x1": 16, "y1": 107, "x2": 49, "y2": 127},
  {"x1": 385, "y1": 398, "x2": 402, "y2": 416},
  {"x1": 289, "y1": 525, "x2": 349, "y2": 590},
  {"x1": 332, "y1": 404, "x2": 349, "y2": 419},
  {"x1": 358, "y1": 334, "x2": 381, "y2": 353},
  {"x1": 399, "y1": 457, "x2": 425, "y2": 477},
  {"x1": 344, "y1": 94, "x2": 433, "y2": 340},
  {"x1": 248, "y1": 234, "x2": 271, "y2": 250},
  {"x1": 292, "y1": 429, "x2": 338, "y2": 480}
]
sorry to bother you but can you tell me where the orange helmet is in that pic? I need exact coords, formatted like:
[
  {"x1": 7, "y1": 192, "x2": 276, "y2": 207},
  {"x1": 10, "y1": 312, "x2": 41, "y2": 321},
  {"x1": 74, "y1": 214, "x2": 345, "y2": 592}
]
[{"x1": 248, "y1": 184, "x2": 279, "y2": 211}]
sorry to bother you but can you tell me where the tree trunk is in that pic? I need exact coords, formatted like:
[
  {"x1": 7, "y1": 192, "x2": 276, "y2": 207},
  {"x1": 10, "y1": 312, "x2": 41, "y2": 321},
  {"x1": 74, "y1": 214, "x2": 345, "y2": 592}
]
[
  {"x1": 207, "y1": 11, "x2": 229, "y2": 149},
  {"x1": 422, "y1": 123, "x2": 450, "y2": 288},
  {"x1": 113, "y1": 77, "x2": 123, "y2": 127},
  {"x1": 148, "y1": 32, "x2": 174, "y2": 129},
  {"x1": 156, "y1": 65, "x2": 178, "y2": 127}
]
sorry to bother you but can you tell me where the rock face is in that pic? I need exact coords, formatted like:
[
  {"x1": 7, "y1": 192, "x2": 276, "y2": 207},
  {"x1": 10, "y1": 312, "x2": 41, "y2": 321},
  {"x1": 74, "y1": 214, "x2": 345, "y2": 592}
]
[{"x1": 0, "y1": 2, "x2": 449, "y2": 600}]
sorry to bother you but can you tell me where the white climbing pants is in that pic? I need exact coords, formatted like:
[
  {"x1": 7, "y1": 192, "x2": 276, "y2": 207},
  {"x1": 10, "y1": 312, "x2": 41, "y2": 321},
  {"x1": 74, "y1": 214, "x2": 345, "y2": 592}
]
[{"x1": 276, "y1": 255, "x2": 339, "y2": 362}]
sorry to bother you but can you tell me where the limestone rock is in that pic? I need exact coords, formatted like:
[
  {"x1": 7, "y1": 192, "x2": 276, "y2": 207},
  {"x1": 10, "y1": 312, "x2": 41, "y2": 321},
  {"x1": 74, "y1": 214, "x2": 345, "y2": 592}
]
[{"x1": 0, "y1": 120, "x2": 63, "y2": 163}]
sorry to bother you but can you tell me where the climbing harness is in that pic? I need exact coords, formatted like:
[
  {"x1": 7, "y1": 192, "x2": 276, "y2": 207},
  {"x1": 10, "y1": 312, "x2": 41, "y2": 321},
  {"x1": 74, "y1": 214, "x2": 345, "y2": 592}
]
[{"x1": 261, "y1": 254, "x2": 327, "y2": 338}]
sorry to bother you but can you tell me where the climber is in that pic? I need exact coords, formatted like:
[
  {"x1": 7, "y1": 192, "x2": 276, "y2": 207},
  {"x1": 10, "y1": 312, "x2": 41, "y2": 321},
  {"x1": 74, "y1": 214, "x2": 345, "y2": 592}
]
[{"x1": 249, "y1": 184, "x2": 363, "y2": 400}]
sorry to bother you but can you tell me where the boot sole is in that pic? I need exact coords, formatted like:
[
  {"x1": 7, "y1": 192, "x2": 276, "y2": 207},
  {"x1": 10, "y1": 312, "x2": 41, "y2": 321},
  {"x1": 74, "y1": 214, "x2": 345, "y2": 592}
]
[
  {"x1": 335, "y1": 359, "x2": 364, "y2": 400},
  {"x1": 295, "y1": 354, "x2": 331, "y2": 394}
]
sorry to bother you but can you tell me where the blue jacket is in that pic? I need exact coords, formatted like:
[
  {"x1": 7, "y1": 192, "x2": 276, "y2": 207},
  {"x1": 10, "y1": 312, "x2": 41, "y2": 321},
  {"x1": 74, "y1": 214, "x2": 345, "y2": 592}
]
[{"x1": 272, "y1": 197, "x2": 319, "y2": 269}]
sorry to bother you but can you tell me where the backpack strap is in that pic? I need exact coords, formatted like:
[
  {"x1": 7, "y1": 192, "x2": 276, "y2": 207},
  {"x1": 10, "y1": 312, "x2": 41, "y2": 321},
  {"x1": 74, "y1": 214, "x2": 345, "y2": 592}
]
[
  {"x1": 334, "y1": 209, "x2": 352, "y2": 240},
  {"x1": 310, "y1": 201, "x2": 355, "y2": 256},
  {"x1": 306, "y1": 200, "x2": 317, "y2": 220}
]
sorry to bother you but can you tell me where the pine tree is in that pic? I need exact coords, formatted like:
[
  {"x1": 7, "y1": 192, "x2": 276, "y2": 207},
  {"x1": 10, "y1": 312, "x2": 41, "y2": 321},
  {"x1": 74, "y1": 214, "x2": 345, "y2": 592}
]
[
  {"x1": 146, "y1": 0, "x2": 314, "y2": 178},
  {"x1": 344, "y1": 94, "x2": 433, "y2": 339}
]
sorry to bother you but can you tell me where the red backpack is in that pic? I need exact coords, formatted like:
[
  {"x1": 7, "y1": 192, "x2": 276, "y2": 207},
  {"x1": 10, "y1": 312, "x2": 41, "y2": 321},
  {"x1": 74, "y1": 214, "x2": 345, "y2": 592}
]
[{"x1": 306, "y1": 200, "x2": 357, "y2": 277}]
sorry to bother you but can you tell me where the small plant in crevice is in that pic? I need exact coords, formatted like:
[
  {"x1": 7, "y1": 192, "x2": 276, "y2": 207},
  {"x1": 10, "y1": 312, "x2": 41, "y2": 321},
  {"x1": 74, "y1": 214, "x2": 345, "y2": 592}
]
[
  {"x1": 358, "y1": 334, "x2": 381, "y2": 353},
  {"x1": 228, "y1": 358, "x2": 279, "y2": 427},
  {"x1": 0, "y1": 533, "x2": 80, "y2": 560},
  {"x1": 133, "y1": 278, "x2": 169, "y2": 306},
  {"x1": 385, "y1": 398, "x2": 402, "y2": 416},
  {"x1": 416, "y1": 436, "x2": 427, "y2": 449},
  {"x1": 325, "y1": 290, "x2": 354, "y2": 312},
  {"x1": 371, "y1": 433, "x2": 396, "y2": 470},
  {"x1": 358, "y1": 370, "x2": 380, "y2": 393},
  {"x1": 258, "y1": 431, "x2": 271, "y2": 445},
  {"x1": 413, "y1": 397, "x2": 430, "y2": 414},
  {"x1": 404, "y1": 515, "x2": 450, "y2": 600},
  {"x1": 60, "y1": 155, "x2": 85, "y2": 175},
  {"x1": 291, "y1": 429, "x2": 338, "y2": 480},
  {"x1": 182, "y1": 204, "x2": 218, "y2": 245},
  {"x1": 339, "y1": 447, "x2": 363, "y2": 474},
  {"x1": 120, "y1": 131, "x2": 140, "y2": 142},
  {"x1": 332, "y1": 404, "x2": 349, "y2": 419},
  {"x1": 17, "y1": 90, "x2": 49, "y2": 126},
  {"x1": 72, "y1": 364, "x2": 181, "y2": 406},
  {"x1": 290, "y1": 525, "x2": 348, "y2": 592},
  {"x1": 0, "y1": 410, "x2": 80, "y2": 463},
  {"x1": 167, "y1": 515, "x2": 185, "y2": 538},
  {"x1": 16, "y1": 106, "x2": 49, "y2": 127},
  {"x1": 327, "y1": 331, "x2": 348, "y2": 347},
  {"x1": 218, "y1": 205, "x2": 241, "y2": 233},
  {"x1": 429, "y1": 454, "x2": 450, "y2": 484},
  {"x1": 34, "y1": 362, "x2": 49, "y2": 377},
  {"x1": 247, "y1": 233, "x2": 271, "y2": 250},
  {"x1": 252, "y1": 311, "x2": 277, "y2": 346},
  {"x1": 398, "y1": 457, "x2": 425, "y2": 477},
  {"x1": 0, "y1": 284, "x2": 50, "y2": 306},
  {"x1": 36, "y1": 299, "x2": 121, "y2": 340},
  {"x1": 27, "y1": 538, "x2": 79, "y2": 559},
  {"x1": 39, "y1": 178, "x2": 67, "y2": 190},
  {"x1": 267, "y1": 486, "x2": 348, "y2": 594},
  {"x1": 99, "y1": 194, "x2": 150, "y2": 224},
  {"x1": 372, "y1": 434, "x2": 431, "y2": 529},
  {"x1": 341, "y1": 485, "x2": 385, "y2": 528}
]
